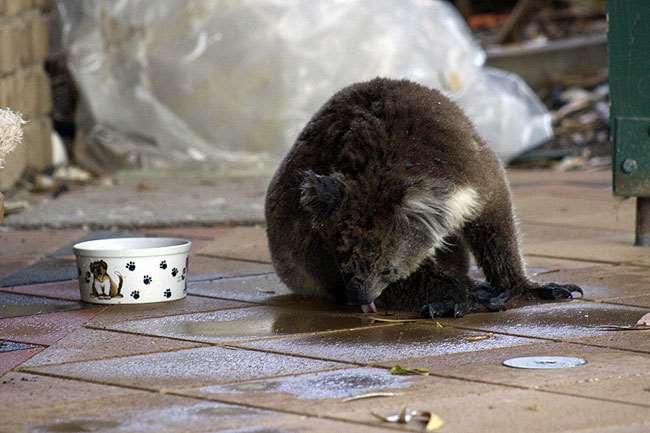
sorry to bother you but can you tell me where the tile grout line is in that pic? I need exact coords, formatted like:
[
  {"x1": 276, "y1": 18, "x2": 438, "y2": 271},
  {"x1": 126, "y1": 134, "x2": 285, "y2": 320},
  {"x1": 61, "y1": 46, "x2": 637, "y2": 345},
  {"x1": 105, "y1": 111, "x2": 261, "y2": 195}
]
[
  {"x1": 81, "y1": 321, "x2": 402, "y2": 358},
  {"x1": 524, "y1": 253, "x2": 623, "y2": 266},
  {"x1": 195, "y1": 252, "x2": 273, "y2": 265},
  {"x1": 15, "y1": 369, "x2": 409, "y2": 432},
  {"x1": 20, "y1": 357, "x2": 650, "y2": 430},
  {"x1": 443, "y1": 323, "x2": 650, "y2": 356},
  {"x1": 519, "y1": 220, "x2": 632, "y2": 233},
  {"x1": 188, "y1": 271, "x2": 276, "y2": 283}
]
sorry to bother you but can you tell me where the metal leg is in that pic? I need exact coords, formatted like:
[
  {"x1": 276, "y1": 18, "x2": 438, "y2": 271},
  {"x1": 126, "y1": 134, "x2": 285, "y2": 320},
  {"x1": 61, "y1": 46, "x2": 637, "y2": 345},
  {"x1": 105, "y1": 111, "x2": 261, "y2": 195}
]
[{"x1": 635, "y1": 197, "x2": 650, "y2": 246}]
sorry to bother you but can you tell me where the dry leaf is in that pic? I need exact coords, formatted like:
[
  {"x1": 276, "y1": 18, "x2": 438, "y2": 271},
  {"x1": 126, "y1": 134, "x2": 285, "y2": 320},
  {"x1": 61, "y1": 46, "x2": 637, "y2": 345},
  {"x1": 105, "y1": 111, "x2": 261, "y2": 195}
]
[
  {"x1": 389, "y1": 365, "x2": 430, "y2": 376},
  {"x1": 342, "y1": 392, "x2": 403, "y2": 402},
  {"x1": 421, "y1": 411, "x2": 445, "y2": 431},
  {"x1": 434, "y1": 321, "x2": 444, "y2": 328},
  {"x1": 137, "y1": 182, "x2": 154, "y2": 192},
  {"x1": 465, "y1": 333, "x2": 494, "y2": 341},
  {"x1": 636, "y1": 312, "x2": 650, "y2": 327},
  {"x1": 372, "y1": 407, "x2": 418, "y2": 424},
  {"x1": 369, "y1": 316, "x2": 420, "y2": 323}
]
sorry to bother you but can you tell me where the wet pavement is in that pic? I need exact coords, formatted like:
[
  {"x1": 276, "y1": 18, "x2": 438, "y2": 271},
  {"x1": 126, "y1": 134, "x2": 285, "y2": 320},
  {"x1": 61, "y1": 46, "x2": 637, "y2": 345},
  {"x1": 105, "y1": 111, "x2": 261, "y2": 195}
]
[{"x1": 1, "y1": 169, "x2": 650, "y2": 432}]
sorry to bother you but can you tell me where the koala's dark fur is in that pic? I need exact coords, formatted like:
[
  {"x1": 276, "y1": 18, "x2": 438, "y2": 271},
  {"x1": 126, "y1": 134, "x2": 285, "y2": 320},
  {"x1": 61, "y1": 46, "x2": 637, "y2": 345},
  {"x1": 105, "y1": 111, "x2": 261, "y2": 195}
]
[{"x1": 265, "y1": 78, "x2": 582, "y2": 317}]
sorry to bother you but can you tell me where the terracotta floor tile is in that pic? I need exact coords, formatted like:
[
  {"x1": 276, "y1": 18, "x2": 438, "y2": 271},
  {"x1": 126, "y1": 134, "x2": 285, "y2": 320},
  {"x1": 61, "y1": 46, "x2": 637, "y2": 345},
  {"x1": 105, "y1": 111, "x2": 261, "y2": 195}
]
[
  {"x1": 524, "y1": 229, "x2": 650, "y2": 267},
  {"x1": 1, "y1": 379, "x2": 394, "y2": 433},
  {"x1": 238, "y1": 323, "x2": 536, "y2": 364},
  {"x1": 0, "y1": 255, "x2": 79, "y2": 287},
  {"x1": 50, "y1": 230, "x2": 142, "y2": 256},
  {"x1": 0, "y1": 292, "x2": 85, "y2": 319},
  {"x1": 507, "y1": 168, "x2": 610, "y2": 186},
  {"x1": 0, "y1": 307, "x2": 105, "y2": 346},
  {"x1": 0, "y1": 372, "x2": 135, "y2": 414},
  {"x1": 514, "y1": 195, "x2": 635, "y2": 232},
  {"x1": 24, "y1": 346, "x2": 344, "y2": 390},
  {"x1": 523, "y1": 256, "x2": 603, "y2": 272},
  {"x1": 0, "y1": 279, "x2": 81, "y2": 301},
  {"x1": 188, "y1": 273, "x2": 290, "y2": 303},
  {"x1": 197, "y1": 225, "x2": 270, "y2": 262},
  {"x1": 0, "y1": 347, "x2": 42, "y2": 376},
  {"x1": 187, "y1": 273, "x2": 352, "y2": 312},
  {"x1": 604, "y1": 294, "x2": 650, "y2": 308},
  {"x1": 0, "y1": 230, "x2": 86, "y2": 258},
  {"x1": 22, "y1": 327, "x2": 204, "y2": 367},
  {"x1": 384, "y1": 340, "x2": 650, "y2": 406},
  {"x1": 179, "y1": 366, "x2": 650, "y2": 433},
  {"x1": 188, "y1": 255, "x2": 274, "y2": 281},
  {"x1": 519, "y1": 222, "x2": 624, "y2": 245},
  {"x1": 86, "y1": 295, "x2": 248, "y2": 327},
  {"x1": 511, "y1": 183, "x2": 614, "y2": 202},
  {"x1": 0, "y1": 256, "x2": 39, "y2": 281},
  {"x1": 532, "y1": 265, "x2": 650, "y2": 301},
  {"x1": 573, "y1": 327, "x2": 650, "y2": 354},
  {"x1": 448, "y1": 301, "x2": 648, "y2": 346},
  {"x1": 104, "y1": 306, "x2": 381, "y2": 344},
  {"x1": 141, "y1": 226, "x2": 221, "y2": 240}
]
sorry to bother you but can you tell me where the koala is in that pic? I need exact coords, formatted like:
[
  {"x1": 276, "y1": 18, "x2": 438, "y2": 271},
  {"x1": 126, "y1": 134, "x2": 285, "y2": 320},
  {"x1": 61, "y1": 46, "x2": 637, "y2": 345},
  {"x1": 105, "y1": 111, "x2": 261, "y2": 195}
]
[{"x1": 265, "y1": 78, "x2": 582, "y2": 317}]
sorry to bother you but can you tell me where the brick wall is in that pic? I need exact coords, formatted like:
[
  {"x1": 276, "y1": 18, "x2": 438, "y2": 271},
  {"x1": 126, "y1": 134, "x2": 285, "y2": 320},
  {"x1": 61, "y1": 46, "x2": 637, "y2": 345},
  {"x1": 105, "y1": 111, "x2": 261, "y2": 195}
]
[{"x1": 0, "y1": 0, "x2": 52, "y2": 191}]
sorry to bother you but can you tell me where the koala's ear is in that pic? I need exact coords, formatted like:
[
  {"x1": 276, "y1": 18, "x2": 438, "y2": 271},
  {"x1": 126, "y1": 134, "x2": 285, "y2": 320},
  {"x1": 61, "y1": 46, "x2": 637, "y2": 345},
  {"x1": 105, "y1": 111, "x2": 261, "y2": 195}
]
[{"x1": 299, "y1": 170, "x2": 345, "y2": 220}]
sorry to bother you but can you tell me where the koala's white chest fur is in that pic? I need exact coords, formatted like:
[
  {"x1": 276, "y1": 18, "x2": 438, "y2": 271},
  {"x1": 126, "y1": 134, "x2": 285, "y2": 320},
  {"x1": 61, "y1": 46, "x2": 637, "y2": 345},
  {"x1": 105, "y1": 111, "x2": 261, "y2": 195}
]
[{"x1": 421, "y1": 186, "x2": 481, "y2": 256}]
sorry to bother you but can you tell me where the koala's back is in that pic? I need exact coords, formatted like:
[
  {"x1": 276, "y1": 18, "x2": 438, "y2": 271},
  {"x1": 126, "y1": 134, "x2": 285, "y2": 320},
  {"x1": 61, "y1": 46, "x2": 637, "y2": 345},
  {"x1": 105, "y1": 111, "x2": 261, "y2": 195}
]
[{"x1": 265, "y1": 78, "x2": 504, "y2": 298}]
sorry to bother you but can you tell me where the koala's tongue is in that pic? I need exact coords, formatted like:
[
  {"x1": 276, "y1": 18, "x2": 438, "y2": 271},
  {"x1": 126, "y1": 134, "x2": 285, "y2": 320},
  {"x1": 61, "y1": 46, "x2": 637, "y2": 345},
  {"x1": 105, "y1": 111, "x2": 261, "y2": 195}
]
[{"x1": 360, "y1": 302, "x2": 377, "y2": 314}]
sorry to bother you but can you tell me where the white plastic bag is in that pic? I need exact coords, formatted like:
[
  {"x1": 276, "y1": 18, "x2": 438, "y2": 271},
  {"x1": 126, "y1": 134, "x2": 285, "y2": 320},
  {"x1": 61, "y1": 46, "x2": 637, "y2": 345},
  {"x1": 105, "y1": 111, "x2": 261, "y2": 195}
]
[{"x1": 57, "y1": 0, "x2": 551, "y2": 172}]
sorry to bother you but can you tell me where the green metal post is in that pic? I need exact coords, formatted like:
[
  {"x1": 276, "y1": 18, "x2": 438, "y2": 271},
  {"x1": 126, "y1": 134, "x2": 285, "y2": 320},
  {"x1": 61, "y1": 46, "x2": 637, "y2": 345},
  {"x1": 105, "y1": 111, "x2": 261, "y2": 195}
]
[{"x1": 608, "y1": 0, "x2": 650, "y2": 246}]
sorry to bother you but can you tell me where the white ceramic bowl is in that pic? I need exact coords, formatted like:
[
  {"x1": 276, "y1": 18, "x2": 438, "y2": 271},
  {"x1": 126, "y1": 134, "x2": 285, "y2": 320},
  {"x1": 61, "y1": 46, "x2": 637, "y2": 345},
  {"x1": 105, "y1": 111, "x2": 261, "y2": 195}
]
[{"x1": 73, "y1": 237, "x2": 192, "y2": 304}]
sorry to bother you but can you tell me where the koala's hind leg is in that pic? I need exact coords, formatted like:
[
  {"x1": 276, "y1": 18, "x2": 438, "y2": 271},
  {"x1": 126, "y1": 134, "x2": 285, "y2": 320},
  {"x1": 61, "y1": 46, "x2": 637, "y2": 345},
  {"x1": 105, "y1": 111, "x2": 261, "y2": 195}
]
[{"x1": 463, "y1": 193, "x2": 582, "y2": 309}]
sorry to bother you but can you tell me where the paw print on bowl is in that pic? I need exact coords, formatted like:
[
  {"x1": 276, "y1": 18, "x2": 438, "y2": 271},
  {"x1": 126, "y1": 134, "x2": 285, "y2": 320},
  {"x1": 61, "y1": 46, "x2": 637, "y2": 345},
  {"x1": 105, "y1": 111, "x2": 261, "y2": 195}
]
[
  {"x1": 130, "y1": 290, "x2": 140, "y2": 300},
  {"x1": 143, "y1": 275, "x2": 152, "y2": 285},
  {"x1": 163, "y1": 288, "x2": 172, "y2": 298},
  {"x1": 160, "y1": 260, "x2": 167, "y2": 270},
  {"x1": 84, "y1": 271, "x2": 91, "y2": 283},
  {"x1": 181, "y1": 267, "x2": 186, "y2": 280},
  {"x1": 171, "y1": 267, "x2": 179, "y2": 277},
  {"x1": 126, "y1": 261, "x2": 136, "y2": 271}
]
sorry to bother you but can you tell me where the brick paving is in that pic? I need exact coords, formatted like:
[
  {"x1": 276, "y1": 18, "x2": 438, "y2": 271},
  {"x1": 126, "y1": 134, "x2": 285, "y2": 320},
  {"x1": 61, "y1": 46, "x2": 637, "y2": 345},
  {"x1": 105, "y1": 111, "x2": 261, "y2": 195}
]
[{"x1": 1, "y1": 169, "x2": 650, "y2": 432}]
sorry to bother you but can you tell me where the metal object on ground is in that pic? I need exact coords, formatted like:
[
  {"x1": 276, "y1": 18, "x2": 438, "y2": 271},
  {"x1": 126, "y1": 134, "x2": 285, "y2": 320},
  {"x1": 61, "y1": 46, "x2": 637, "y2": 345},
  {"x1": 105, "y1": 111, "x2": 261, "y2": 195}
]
[
  {"x1": 609, "y1": 1, "x2": 650, "y2": 246},
  {"x1": 503, "y1": 356, "x2": 587, "y2": 369}
]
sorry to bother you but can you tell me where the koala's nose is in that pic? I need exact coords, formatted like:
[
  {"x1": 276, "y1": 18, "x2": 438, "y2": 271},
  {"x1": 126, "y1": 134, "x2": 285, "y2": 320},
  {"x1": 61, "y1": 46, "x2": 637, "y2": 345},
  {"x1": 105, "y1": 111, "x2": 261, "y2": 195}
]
[{"x1": 345, "y1": 277, "x2": 374, "y2": 306}]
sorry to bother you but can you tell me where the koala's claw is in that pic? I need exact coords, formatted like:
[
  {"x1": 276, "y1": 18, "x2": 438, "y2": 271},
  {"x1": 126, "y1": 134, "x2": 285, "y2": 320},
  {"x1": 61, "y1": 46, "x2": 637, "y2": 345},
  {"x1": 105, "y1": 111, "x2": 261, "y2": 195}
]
[
  {"x1": 530, "y1": 283, "x2": 583, "y2": 300},
  {"x1": 484, "y1": 290, "x2": 510, "y2": 312},
  {"x1": 421, "y1": 301, "x2": 468, "y2": 319}
]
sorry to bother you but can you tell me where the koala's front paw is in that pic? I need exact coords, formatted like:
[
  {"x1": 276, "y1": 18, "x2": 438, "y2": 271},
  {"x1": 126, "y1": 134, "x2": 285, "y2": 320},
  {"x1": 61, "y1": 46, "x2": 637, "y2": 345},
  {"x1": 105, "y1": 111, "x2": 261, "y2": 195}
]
[
  {"x1": 421, "y1": 301, "x2": 469, "y2": 319},
  {"x1": 528, "y1": 282, "x2": 583, "y2": 300}
]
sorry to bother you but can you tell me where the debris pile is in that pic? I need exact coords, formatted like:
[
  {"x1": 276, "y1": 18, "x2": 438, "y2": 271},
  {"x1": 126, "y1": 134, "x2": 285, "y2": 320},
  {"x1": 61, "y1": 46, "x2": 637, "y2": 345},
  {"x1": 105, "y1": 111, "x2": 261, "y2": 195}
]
[
  {"x1": 511, "y1": 69, "x2": 610, "y2": 169},
  {"x1": 467, "y1": 0, "x2": 606, "y2": 46}
]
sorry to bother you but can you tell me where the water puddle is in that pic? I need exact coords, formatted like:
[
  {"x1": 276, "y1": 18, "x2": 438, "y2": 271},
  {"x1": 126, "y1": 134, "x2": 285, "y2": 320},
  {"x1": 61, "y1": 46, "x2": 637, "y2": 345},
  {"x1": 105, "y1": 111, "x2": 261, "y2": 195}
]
[
  {"x1": 113, "y1": 306, "x2": 372, "y2": 342},
  {"x1": 243, "y1": 323, "x2": 532, "y2": 363},
  {"x1": 195, "y1": 406, "x2": 258, "y2": 417},
  {"x1": 0, "y1": 293, "x2": 82, "y2": 319},
  {"x1": 456, "y1": 301, "x2": 647, "y2": 340},
  {"x1": 0, "y1": 340, "x2": 37, "y2": 353},
  {"x1": 203, "y1": 367, "x2": 413, "y2": 400}
]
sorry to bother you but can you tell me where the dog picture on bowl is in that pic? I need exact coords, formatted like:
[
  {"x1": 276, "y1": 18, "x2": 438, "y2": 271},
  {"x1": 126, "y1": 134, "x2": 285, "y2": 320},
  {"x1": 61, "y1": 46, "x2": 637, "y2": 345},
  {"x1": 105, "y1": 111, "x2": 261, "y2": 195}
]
[{"x1": 89, "y1": 260, "x2": 124, "y2": 299}]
